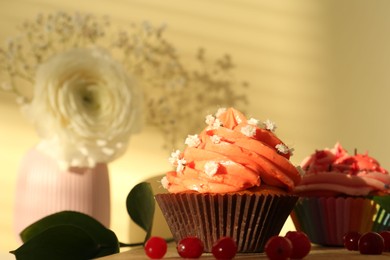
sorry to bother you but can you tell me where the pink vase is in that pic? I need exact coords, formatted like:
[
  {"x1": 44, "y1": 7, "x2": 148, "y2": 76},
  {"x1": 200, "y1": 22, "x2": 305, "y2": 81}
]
[{"x1": 13, "y1": 147, "x2": 110, "y2": 241}]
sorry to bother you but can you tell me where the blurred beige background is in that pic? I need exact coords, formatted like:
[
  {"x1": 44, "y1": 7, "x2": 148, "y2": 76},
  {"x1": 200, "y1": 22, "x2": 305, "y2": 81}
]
[{"x1": 1, "y1": 0, "x2": 390, "y2": 255}]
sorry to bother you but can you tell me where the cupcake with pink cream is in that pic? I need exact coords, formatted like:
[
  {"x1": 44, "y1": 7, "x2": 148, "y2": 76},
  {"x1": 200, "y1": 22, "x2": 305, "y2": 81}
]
[
  {"x1": 291, "y1": 143, "x2": 390, "y2": 246},
  {"x1": 155, "y1": 107, "x2": 301, "y2": 252}
]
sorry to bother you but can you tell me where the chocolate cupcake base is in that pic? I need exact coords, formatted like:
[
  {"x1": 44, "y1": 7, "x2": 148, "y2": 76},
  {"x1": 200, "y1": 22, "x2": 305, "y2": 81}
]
[{"x1": 155, "y1": 192, "x2": 298, "y2": 252}]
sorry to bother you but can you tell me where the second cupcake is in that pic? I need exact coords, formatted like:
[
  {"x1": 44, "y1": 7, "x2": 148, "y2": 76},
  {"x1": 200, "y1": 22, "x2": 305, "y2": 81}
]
[{"x1": 291, "y1": 143, "x2": 390, "y2": 246}]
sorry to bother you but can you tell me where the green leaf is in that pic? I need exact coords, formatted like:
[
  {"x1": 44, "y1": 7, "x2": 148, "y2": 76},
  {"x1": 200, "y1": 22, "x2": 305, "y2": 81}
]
[
  {"x1": 11, "y1": 225, "x2": 100, "y2": 260},
  {"x1": 373, "y1": 196, "x2": 390, "y2": 212},
  {"x1": 19, "y1": 211, "x2": 119, "y2": 257},
  {"x1": 126, "y1": 182, "x2": 155, "y2": 242}
]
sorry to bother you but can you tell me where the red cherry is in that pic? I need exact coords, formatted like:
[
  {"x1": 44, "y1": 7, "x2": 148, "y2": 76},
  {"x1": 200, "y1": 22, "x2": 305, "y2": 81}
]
[
  {"x1": 144, "y1": 236, "x2": 167, "y2": 259},
  {"x1": 358, "y1": 232, "x2": 384, "y2": 255},
  {"x1": 285, "y1": 231, "x2": 311, "y2": 259},
  {"x1": 264, "y1": 236, "x2": 293, "y2": 260},
  {"x1": 343, "y1": 231, "x2": 361, "y2": 251},
  {"x1": 211, "y1": 237, "x2": 237, "y2": 260},
  {"x1": 379, "y1": 231, "x2": 390, "y2": 252},
  {"x1": 177, "y1": 237, "x2": 204, "y2": 258}
]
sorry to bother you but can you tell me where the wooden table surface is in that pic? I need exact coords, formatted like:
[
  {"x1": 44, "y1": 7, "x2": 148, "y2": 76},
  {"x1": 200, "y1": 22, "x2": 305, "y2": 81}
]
[{"x1": 97, "y1": 243, "x2": 390, "y2": 259}]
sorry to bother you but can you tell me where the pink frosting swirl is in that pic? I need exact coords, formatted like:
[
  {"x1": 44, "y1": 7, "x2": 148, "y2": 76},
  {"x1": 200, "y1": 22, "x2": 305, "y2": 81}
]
[
  {"x1": 295, "y1": 143, "x2": 390, "y2": 196},
  {"x1": 162, "y1": 108, "x2": 301, "y2": 193}
]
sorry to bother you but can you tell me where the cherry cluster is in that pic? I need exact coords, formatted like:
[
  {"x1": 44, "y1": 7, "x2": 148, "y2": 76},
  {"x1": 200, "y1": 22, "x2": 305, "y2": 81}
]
[
  {"x1": 264, "y1": 231, "x2": 311, "y2": 260},
  {"x1": 144, "y1": 236, "x2": 237, "y2": 259},
  {"x1": 144, "y1": 231, "x2": 312, "y2": 259},
  {"x1": 343, "y1": 231, "x2": 390, "y2": 255}
]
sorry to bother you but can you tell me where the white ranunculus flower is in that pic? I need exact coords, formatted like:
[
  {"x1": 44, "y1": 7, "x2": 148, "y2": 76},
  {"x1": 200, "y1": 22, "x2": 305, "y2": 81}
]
[{"x1": 28, "y1": 48, "x2": 142, "y2": 169}]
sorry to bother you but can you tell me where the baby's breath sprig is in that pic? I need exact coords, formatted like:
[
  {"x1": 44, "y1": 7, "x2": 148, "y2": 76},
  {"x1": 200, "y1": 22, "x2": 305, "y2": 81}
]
[{"x1": 0, "y1": 12, "x2": 248, "y2": 151}]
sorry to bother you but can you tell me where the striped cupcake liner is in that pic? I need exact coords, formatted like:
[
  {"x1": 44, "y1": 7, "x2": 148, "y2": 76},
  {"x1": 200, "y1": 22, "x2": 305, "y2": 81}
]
[{"x1": 291, "y1": 197, "x2": 389, "y2": 246}]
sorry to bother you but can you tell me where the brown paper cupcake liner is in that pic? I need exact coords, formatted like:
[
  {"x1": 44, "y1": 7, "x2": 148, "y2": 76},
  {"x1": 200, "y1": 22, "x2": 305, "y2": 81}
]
[{"x1": 155, "y1": 192, "x2": 298, "y2": 252}]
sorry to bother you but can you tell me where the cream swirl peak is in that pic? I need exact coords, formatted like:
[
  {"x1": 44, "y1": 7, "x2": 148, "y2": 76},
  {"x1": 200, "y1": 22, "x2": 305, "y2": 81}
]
[
  {"x1": 162, "y1": 107, "x2": 301, "y2": 193},
  {"x1": 295, "y1": 143, "x2": 390, "y2": 196}
]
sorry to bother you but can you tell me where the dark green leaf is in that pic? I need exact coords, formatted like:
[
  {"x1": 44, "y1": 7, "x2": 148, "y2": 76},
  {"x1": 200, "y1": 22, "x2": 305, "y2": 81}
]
[
  {"x1": 11, "y1": 225, "x2": 100, "y2": 260},
  {"x1": 126, "y1": 182, "x2": 155, "y2": 242},
  {"x1": 373, "y1": 196, "x2": 390, "y2": 212},
  {"x1": 19, "y1": 211, "x2": 119, "y2": 257}
]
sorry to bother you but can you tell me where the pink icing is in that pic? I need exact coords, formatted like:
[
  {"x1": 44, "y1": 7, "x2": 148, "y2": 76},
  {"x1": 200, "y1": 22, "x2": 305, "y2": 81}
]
[
  {"x1": 295, "y1": 143, "x2": 390, "y2": 196},
  {"x1": 163, "y1": 108, "x2": 301, "y2": 193}
]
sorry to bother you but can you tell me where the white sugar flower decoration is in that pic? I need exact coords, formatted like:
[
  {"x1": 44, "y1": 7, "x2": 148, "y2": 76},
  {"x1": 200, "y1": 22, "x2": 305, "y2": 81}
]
[
  {"x1": 205, "y1": 114, "x2": 222, "y2": 130},
  {"x1": 264, "y1": 119, "x2": 277, "y2": 132},
  {"x1": 168, "y1": 149, "x2": 181, "y2": 165},
  {"x1": 213, "y1": 119, "x2": 223, "y2": 128},
  {"x1": 185, "y1": 134, "x2": 201, "y2": 147},
  {"x1": 235, "y1": 115, "x2": 242, "y2": 124},
  {"x1": 247, "y1": 118, "x2": 259, "y2": 126},
  {"x1": 241, "y1": 125, "x2": 257, "y2": 137},
  {"x1": 215, "y1": 107, "x2": 226, "y2": 117},
  {"x1": 210, "y1": 135, "x2": 221, "y2": 144},
  {"x1": 30, "y1": 48, "x2": 142, "y2": 169},
  {"x1": 276, "y1": 143, "x2": 291, "y2": 155},
  {"x1": 176, "y1": 158, "x2": 187, "y2": 173},
  {"x1": 205, "y1": 114, "x2": 215, "y2": 125},
  {"x1": 204, "y1": 161, "x2": 219, "y2": 177},
  {"x1": 160, "y1": 176, "x2": 169, "y2": 189}
]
